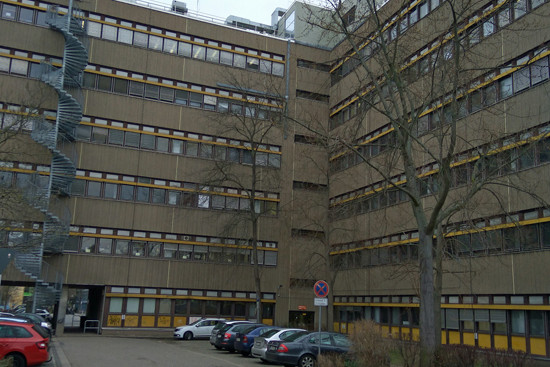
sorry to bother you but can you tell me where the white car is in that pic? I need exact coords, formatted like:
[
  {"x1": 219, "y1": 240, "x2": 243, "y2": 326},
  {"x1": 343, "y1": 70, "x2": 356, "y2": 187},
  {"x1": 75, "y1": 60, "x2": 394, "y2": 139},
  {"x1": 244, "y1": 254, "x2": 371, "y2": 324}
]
[
  {"x1": 251, "y1": 328, "x2": 306, "y2": 360},
  {"x1": 174, "y1": 318, "x2": 225, "y2": 340}
]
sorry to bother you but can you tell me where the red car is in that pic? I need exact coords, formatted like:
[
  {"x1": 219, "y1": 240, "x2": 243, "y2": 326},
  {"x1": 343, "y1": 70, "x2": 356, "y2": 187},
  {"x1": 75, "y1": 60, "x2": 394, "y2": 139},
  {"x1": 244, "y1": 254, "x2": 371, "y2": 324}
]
[{"x1": 0, "y1": 319, "x2": 50, "y2": 366}]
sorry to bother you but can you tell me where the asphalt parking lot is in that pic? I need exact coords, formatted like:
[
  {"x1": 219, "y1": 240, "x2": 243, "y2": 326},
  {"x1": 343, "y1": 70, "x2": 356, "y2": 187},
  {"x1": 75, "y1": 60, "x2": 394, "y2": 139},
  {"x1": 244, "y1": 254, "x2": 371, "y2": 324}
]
[{"x1": 50, "y1": 334, "x2": 271, "y2": 367}]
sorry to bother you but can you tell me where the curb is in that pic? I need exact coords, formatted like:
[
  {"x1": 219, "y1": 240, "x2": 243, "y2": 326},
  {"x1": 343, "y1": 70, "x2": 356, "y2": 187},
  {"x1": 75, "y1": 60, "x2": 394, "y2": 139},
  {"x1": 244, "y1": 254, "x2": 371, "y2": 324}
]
[{"x1": 49, "y1": 339, "x2": 71, "y2": 367}]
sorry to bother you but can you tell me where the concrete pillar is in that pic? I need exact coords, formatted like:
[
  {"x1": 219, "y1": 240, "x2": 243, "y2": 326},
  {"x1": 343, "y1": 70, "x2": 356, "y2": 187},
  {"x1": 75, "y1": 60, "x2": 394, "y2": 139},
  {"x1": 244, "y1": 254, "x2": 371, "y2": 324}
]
[{"x1": 55, "y1": 286, "x2": 69, "y2": 336}]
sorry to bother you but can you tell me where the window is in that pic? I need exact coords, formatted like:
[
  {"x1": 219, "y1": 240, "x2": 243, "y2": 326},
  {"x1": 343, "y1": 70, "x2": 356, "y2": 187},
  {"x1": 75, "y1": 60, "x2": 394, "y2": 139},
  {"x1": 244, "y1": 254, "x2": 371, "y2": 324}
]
[
  {"x1": 148, "y1": 35, "x2": 162, "y2": 50},
  {"x1": 499, "y1": 76, "x2": 513, "y2": 98},
  {"x1": 118, "y1": 28, "x2": 133, "y2": 44},
  {"x1": 115, "y1": 240, "x2": 129, "y2": 255},
  {"x1": 511, "y1": 310, "x2": 525, "y2": 334},
  {"x1": 192, "y1": 45, "x2": 205, "y2": 60},
  {"x1": 178, "y1": 42, "x2": 192, "y2": 57},
  {"x1": 99, "y1": 238, "x2": 112, "y2": 254},
  {"x1": 87, "y1": 181, "x2": 102, "y2": 197},
  {"x1": 206, "y1": 48, "x2": 219, "y2": 63},
  {"x1": 514, "y1": 67, "x2": 531, "y2": 92},
  {"x1": 126, "y1": 298, "x2": 139, "y2": 313},
  {"x1": 2, "y1": 4, "x2": 16, "y2": 19},
  {"x1": 529, "y1": 311, "x2": 544, "y2": 336},
  {"x1": 81, "y1": 237, "x2": 96, "y2": 253}
]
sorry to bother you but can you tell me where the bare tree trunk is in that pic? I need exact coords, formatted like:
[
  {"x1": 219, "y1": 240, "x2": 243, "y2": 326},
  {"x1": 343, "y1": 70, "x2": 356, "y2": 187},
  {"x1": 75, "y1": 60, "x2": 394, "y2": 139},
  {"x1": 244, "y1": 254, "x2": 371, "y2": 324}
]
[{"x1": 419, "y1": 228, "x2": 436, "y2": 366}]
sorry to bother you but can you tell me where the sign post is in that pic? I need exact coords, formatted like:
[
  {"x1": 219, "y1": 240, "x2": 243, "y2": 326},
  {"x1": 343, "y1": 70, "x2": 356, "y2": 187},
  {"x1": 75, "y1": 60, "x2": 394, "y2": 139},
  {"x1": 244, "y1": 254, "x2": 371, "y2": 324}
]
[{"x1": 313, "y1": 280, "x2": 329, "y2": 357}]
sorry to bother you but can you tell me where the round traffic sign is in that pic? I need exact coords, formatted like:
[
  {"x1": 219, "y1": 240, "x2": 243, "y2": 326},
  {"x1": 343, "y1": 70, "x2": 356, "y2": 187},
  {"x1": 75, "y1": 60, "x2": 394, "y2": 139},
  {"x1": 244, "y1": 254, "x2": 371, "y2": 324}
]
[{"x1": 313, "y1": 280, "x2": 329, "y2": 298}]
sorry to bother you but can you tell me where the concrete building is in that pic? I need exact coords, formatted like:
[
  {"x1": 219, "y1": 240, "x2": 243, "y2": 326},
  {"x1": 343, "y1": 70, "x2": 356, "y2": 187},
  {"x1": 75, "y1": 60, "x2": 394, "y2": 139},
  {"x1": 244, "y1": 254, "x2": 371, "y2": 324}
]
[{"x1": 0, "y1": 0, "x2": 549, "y2": 358}]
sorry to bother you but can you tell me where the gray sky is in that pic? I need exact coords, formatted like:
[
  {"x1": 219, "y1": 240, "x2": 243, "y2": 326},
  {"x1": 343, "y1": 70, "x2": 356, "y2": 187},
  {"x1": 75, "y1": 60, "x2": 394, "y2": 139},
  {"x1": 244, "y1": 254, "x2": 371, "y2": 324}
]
[{"x1": 172, "y1": 0, "x2": 298, "y2": 24}]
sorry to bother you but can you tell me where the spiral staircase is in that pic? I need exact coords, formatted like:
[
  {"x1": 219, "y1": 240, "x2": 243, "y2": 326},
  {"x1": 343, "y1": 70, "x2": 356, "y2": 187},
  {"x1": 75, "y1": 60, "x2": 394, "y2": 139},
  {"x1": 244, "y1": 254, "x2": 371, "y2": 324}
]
[{"x1": 16, "y1": 1, "x2": 88, "y2": 311}]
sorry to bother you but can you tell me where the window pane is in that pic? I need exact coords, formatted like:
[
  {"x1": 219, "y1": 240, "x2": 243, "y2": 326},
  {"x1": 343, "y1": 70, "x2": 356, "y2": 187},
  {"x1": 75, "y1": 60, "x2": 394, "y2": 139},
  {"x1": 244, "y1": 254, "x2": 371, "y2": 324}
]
[
  {"x1": 148, "y1": 35, "x2": 163, "y2": 50},
  {"x1": 152, "y1": 188, "x2": 165, "y2": 203},
  {"x1": 136, "y1": 187, "x2": 150, "y2": 202},
  {"x1": 115, "y1": 240, "x2": 129, "y2": 255},
  {"x1": 126, "y1": 298, "x2": 139, "y2": 313},
  {"x1": 19, "y1": 7, "x2": 34, "y2": 23},
  {"x1": 104, "y1": 183, "x2": 118, "y2": 199},
  {"x1": 120, "y1": 185, "x2": 134, "y2": 200},
  {"x1": 87, "y1": 21, "x2": 101, "y2": 37},
  {"x1": 514, "y1": 67, "x2": 530, "y2": 92},
  {"x1": 531, "y1": 57, "x2": 549, "y2": 85},
  {"x1": 206, "y1": 48, "x2": 219, "y2": 62},
  {"x1": 133, "y1": 32, "x2": 148, "y2": 47},
  {"x1": 2, "y1": 5, "x2": 16, "y2": 19},
  {"x1": 220, "y1": 51, "x2": 233, "y2": 65},
  {"x1": 118, "y1": 28, "x2": 133, "y2": 44},
  {"x1": 178, "y1": 42, "x2": 192, "y2": 57},
  {"x1": 81, "y1": 237, "x2": 96, "y2": 253},
  {"x1": 192, "y1": 45, "x2": 205, "y2": 59},
  {"x1": 164, "y1": 39, "x2": 177, "y2": 54},
  {"x1": 113, "y1": 79, "x2": 128, "y2": 94},
  {"x1": 11, "y1": 60, "x2": 28, "y2": 75},
  {"x1": 102, "y1": 25, "x2": 117, "y2": 41},
  {"x1": 99, "y1": 238, "x2": 112, "y2": 254},
  {"x1": 87, "y1": 181, "x2": 102, "y2": 197},
  {"x1": 109, "y1": 298, "x2": 123, "y2": 313},
  {"x1": 129, "y1": 81, "x2": 144, "y2": 96}
]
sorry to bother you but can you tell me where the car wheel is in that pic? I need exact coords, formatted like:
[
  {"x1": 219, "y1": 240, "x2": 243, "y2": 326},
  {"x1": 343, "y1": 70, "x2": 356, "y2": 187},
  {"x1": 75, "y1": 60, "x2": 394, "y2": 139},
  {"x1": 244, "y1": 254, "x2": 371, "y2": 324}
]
[
  {"x1": 298, "y1": 354, "x2": 316, "y2": 367},
  {"x1": 8, "y1": 354, "x2": 26, "y2": 367},
  {"x1": 183, "y1": 331, "x2": 193, "y2": 340}
]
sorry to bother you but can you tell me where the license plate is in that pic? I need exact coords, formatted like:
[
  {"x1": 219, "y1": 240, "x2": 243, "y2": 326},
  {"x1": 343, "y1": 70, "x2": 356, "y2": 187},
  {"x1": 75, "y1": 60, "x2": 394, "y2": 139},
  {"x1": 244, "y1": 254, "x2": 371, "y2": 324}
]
[
  {"x1": 269, "y1": 345, "x2": 277, "y2": 351},
  {"x1": 236, "y1": 338, "x2": 240, "y2": 341}
]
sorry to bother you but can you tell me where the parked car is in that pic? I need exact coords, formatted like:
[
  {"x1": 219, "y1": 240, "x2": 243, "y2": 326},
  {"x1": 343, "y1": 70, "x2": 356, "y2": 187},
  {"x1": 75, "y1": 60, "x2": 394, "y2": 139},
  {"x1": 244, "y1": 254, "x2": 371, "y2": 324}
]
[
  {"x1": 0, "y1": 319, "x2": 50, "y2": 367},
  {"x1": 34, "y1": 309, "x2": 51, "y2": 321},
  {"x1": 174, "y1": 318, "x2": 225, "y2": 340},
  {"x1": 214, "y1": 323, "x2": 264, "y2": 352},
  {"x1": 209, "y1": 320, "x2": 252, "y2": 348},
  {"x1": 233, "y1": 325, "x2": 279, "y2": 356},
  {"x1": 264, "y1": 331, "x2": 350, "y2": 367},
  {"x1": 251, "y1": 328, "x2": 307, "y2": 361},
  {"x1": 16, "y1": 314, "x2": 53, "y2": 337}
]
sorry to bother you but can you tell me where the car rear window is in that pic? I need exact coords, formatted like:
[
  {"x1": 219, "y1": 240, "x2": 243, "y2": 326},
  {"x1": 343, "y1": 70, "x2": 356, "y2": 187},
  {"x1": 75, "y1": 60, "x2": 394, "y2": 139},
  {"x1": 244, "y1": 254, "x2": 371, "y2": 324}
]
[
  {"x1": 32, "y1": 325, "x2": 50, "y2": 338},
  {"x1": 262, "y1": 328, "x2": 280, "y2": 338},
  {"x1": 283, "y1": 331, "x2": 308, "y2": 342}
]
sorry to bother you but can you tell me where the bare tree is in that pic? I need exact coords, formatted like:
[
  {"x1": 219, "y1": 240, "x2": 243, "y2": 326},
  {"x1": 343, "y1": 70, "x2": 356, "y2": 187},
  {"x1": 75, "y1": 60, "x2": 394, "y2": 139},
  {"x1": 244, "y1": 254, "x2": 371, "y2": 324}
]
[
  {"x1": 298, "y1": 0, "x2": 550, "y2": 363},
  {"x1": 200, "y1": 73, "x2": 284, "y2": 322}
]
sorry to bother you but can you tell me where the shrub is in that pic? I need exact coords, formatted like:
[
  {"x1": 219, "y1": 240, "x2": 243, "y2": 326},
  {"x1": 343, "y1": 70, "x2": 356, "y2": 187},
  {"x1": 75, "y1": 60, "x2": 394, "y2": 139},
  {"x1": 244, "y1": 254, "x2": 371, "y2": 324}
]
[
  {"x1": 347, "y1": 320, "x2": 392, "y2": 367},
  {"x1": 434, "y1": 344, "x2": 478, "y2": 367},
  {"x1": 481, "y1": 348, "x2": 532, "y2": 367}
]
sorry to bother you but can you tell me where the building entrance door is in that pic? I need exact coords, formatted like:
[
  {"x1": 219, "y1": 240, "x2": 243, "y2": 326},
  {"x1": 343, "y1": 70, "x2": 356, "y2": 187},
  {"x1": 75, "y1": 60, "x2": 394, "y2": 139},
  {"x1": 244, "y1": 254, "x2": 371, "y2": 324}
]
[{"x1": 289, "y1": 310, "x2": 314, "y2": 330}]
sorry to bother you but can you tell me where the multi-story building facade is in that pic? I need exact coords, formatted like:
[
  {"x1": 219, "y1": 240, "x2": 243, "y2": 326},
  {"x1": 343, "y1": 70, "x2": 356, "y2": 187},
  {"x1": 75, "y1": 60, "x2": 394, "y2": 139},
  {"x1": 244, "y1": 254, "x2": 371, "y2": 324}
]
[{"x1": 0, "y1": 0, "x2": 549, "y2": 358}]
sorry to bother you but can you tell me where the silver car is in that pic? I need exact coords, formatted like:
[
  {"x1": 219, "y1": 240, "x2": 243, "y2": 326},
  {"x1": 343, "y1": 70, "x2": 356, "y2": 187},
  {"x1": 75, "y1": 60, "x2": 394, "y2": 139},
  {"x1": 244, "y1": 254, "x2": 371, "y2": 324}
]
[
  {"x1": 251, "y1": 328, "x2": 306, "y2": 361},
  {"x1": 174, "y1": 318, "x2": 225, "y2": 340}
]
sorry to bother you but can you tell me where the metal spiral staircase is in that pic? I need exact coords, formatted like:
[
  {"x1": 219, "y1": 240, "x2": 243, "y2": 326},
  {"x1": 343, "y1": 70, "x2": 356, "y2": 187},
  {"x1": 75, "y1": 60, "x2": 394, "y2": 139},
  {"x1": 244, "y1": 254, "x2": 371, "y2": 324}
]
[{"x1": 16, "y1": 1, "x2": 88, "y2": 311}]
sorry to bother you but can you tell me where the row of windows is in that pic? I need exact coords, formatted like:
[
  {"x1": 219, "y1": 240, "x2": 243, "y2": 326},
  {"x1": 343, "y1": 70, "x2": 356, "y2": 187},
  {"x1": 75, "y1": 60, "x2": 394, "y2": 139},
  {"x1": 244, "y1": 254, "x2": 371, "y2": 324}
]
[
  {"x1": 330, "y1": 135, "x2": 550, "y2": 218},
  {"x1": 0, "y1": 48, "x2": 282, "y2": 120},
  {"x1": 401, "y1": 0, "x2": 544, "y2": 83},
  {"x1": 0, "y1": 1, "x2": 285, "y2": 77},
  {"x1": 0, "y1": 170, "x2": 279, "y2": 216},
  {"x1": 81, "y1": 70, "x2": 281, "y2": 120},
  {"x1": 70, "y1": 177, "x2": 279, "y2": 215},
  {"x1": 330, "y1": 45, "x2": 549, "y2": 132},
  {"x1": 331, "y1": 0, "x2": 445, "y2": 83},
  {"x1": 107, "y1": 297, "x2": 274, "y2": 320},
  {"x1": 1, "y1": 229, "x2": 278, "y2": 265},
  {"x1": 335, "y1": 305, "x2": 547, "y2": 338},
  {"x1": 330, "y1": 221, "x2": 550, "y2": 269},
  {"x1": 64, "y1": 236, "x2": 278, "y2": 266},
  {"x1": 330, "y1": 128, "x2": 550, "y2": 209},
  {"x1": 75, "y1": 124, "x2": 282, "y2": 168},
  {"x1": 331, "y1": 0, "x2": 544, "y2": 90}
]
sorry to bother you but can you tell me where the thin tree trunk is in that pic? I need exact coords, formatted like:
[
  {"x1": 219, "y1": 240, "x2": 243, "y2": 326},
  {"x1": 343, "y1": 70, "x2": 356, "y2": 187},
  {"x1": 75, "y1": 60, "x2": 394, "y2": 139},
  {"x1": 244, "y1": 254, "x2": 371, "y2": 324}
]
[{"x1": 419, "y1": 229, "x2": 436, "y2": 366}]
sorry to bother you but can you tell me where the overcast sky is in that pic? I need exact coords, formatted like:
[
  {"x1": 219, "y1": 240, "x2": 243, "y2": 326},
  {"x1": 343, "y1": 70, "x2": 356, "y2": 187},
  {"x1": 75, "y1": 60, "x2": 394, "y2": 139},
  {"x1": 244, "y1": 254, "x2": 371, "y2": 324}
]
[{"x1": 167, "y1": 0, "x2": 298, "y2": 25}]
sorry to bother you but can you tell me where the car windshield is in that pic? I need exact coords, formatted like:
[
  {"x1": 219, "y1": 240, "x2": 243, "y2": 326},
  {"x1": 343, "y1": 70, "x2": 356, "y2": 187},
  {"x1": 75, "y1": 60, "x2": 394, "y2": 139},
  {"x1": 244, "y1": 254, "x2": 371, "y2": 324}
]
[{"x1": 282, "y1": 331, "x2": 308, "y2": 342}]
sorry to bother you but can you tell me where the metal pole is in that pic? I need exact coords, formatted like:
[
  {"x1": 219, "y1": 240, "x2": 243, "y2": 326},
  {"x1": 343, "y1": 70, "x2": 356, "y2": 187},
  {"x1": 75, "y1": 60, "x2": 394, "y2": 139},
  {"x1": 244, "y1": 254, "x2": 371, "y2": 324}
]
[{"x1": 318, "y1": 305, "x2": 321, "y2": 356}]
